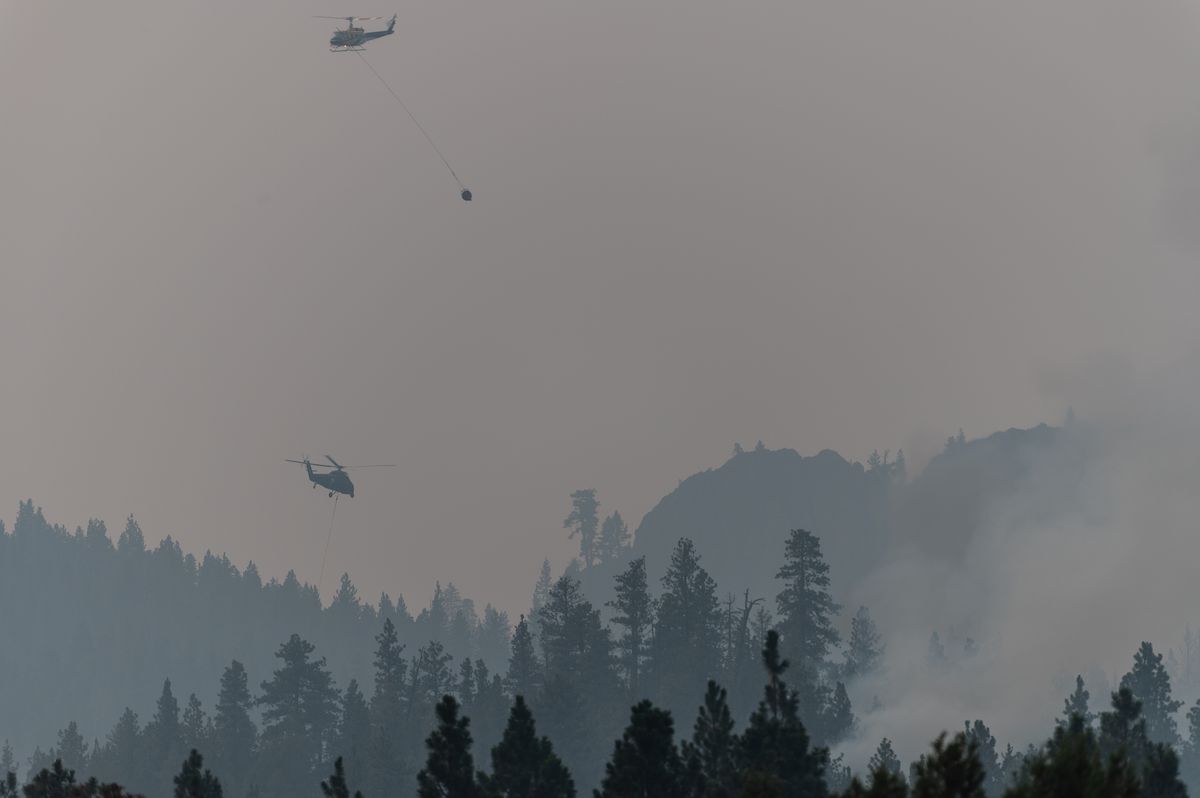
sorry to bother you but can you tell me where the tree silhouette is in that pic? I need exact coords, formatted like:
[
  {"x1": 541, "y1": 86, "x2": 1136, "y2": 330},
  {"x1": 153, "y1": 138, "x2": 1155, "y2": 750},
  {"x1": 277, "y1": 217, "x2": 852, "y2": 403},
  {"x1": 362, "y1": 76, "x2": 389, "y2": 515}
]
[
  {"x1": 563, "y1": 490, "x2": 600, "y2": 569},
  {"x1": 608, "y1": 558, "x2": 652, "y2": 698},
  {"x1": 680, "y1": 681, "x2": 738, "y2": 798},
  {"x1": 481, "y1": 696, "x2": 575, "y2": 798},
  {"x1": 173, "y1": 750, "x2": 222, "y2": 798},
  {"x1": 910, "y1": 733, "x2": 984, "y2": 798},
  {"x1": 320, "y1": 757, "x2": 363, "y2": 798},
  {"x1": 737, "y1": 632, "x2": 828, "y2": 798},
  {"x1": 212, "y1": 661, "x2": 256, "y2": 798},
  {"x1": 417, "y1": 695, "x2": 480, "y2": 798},
  {"x1": 775, "y1": 530, "x2": 840, "y2": 670},
  {"x1": 596, "y1": 700, "x2": 686, "y2": 798}
]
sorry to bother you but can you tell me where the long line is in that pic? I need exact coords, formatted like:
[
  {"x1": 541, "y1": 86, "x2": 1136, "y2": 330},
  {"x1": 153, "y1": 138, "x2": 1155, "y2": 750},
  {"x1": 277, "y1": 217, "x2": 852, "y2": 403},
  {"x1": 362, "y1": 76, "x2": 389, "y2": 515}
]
[
  {"x1": 355, "y1": 49, "x2": 465, "y2": 190},
  {"x1": 318, "y1": 494, "x2": 339, "y2": 597}
]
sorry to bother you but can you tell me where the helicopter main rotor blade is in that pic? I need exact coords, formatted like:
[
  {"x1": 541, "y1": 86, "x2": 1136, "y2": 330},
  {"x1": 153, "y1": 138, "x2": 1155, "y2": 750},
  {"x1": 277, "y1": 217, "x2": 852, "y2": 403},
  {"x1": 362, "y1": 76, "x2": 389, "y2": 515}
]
[
  {"x1": 325, "y1": 455, "x2": 343, "y2": 469},
  {"x1": 341, "y1": 464, "x2": 397, "y2": 469},
  {"x1": 286, "y1": 459, "x2": 335, "y2": 468}
]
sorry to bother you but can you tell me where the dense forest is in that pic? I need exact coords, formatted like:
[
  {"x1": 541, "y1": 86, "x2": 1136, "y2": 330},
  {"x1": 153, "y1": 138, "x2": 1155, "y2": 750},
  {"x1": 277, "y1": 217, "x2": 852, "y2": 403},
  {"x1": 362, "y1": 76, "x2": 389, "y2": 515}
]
[{"x1": 6, "y1": 424, "x2": 1197, "y2": 796}]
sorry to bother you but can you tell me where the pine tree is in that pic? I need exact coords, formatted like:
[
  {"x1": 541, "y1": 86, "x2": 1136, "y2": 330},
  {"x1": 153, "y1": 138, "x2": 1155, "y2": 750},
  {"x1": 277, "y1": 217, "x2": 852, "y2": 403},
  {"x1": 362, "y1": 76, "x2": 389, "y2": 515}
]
[
  {"x1": 367, "y1": 617, "x2": 410, "y2": 798},
  {"x1": 0, "y1": 771, "x2": 15, "y2": 798},
  {"x1": 338, "y1": 680, "x2": 371, "y2": 796},
  {"x1": 94, "y1": 709, "x2": 141, "y2": 789},
  {"x1": 1181, "y1": 699, "x2": 1200, "y2": 789},
  {"x1": 1095, "y1": 686, "x2": 1189, "y2": 797},
  {"x1": 459, "y1": 659, "x2": 478, "y2": 708},
  {"x1": 837, "y1": 767, "x2": 908, "y2": 798},
  {"x1": 181, "y1": 695, "x2": 208, "y2": 755},
  {"x1": 536, "y1": 575, "x2": 618, "y2": 787},
  {"x1": 869, "y1": 739, "x2": 903, "y2": 780},
  {"x1": 417, "y1": 695, "x2": 481, "y2": 798},
  {"x1": 563, "y1": 490, "x2": 601, "y2": 569},
  {"x1": 478, "y1": 606, "x2": 513, "y2": 674},
  {"x1": 506, "y1": 615, "x2": 542, "y2": 699},
  {"x1": 258, "y1": 634, "x2": 341, "y2": 797},
  {"x1": 608, "y1": 558, "x2": 653, "y2": 698},
  {"x1": 321, "y1": 757, "x2": 364, "y2": 798},
  {"x1": 737, "y1": 631, "x2": 828, "y2": 798},
  {"x1": 844, "y1": 608, "x2": 883, "y2": 679},
  {"x1": 821, "y1": 683, "x2": 855, "y2": 747},
  {"x1": 1005, "y1": 715, "x2": 1139, "y2": 798},
  {"x1": 531, "y1": 561, "x2": 553, "y2": 624},
  {"x1": 1120, "y1": 642, "x2": 1183, "y2": 745},
  {"x1": 212, "y1": 661, "x2": 256, "y2": 798},
  {"x1": 962, "y1": 720, "x2": 1000, "y2": 795},
  {"x1": 0, "y1": 741, "x2": 13, "y2": 779},
  {"x1": 467, "y1": 662, "x2": 510, "y2": 756},
  {"x1": 481, "y1": 696, "x2": 575, "y2": 798},
  {"x1": 117, "y1": 515, "x2": 145, "y2": 554},
  {"x1": 143, "y1": 680, "x2": 183, "y2": 796},
  {"x1": 596, "y1": 700, "x2": 686, "y2": 798},
  {"x1": 23, "y1": 760, "x2": 75, "y2": 798},
  {"x1": 414, "y1": 640, "x2": 456, "y2": 709},
  {"x1": 1099, "y1": 687, "x2": 1149, "y2": 767},
  {"x1": 1060, "y1": 675, "x2": 1093, "y2": 728},
  {"x1": 650, "y1": 539, "x2": 722, "y2": 718},
  {"x1": 680, "y1": 681, "x2": 738, "y2": 798},
  {"x1": 1142, "y1": 743, "x2": 1188, "y2": 798},
  {"x1": 775, "y1": 530, "x2": 840, "y2": 670},
  {"x1": 910, "y1": 733, "x2": 984, "y2": 798},
  {"x1": 596, "y1": 512, "x2": 631, "y2": 566},
  {"x1": 537, "y1": 576, "x2": 615, "y2": 689},
  {"x1": 173, "y1": 750, "x2": 222, "y2": 798},
  {"x1": 54, "y1": 723, "x2": 87, "y2": 775}
]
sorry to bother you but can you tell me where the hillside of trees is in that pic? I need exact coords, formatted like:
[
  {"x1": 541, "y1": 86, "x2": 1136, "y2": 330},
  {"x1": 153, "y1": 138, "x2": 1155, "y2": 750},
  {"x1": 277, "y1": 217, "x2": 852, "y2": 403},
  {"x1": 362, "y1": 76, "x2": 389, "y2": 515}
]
[
  {"x1": 7, "y1": 519, "x2": 1200, "y2": 798},
  {"x1": 9, "y1": 629, "x2": 1196, "y2": 798},
  {"x1": 5, "y1": 419, "x2": 1172, "y2": 798}
]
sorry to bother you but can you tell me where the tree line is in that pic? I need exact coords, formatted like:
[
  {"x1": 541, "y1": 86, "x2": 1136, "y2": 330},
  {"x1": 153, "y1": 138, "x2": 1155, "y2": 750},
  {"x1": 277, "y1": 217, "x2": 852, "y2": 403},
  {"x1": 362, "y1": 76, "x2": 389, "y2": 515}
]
[
  {"x1": 9, "y1": 517, "x2": 873, "y2": 797},
  {"x1": 10, "y1": 629, "x2": 1200, "y2": 798}
]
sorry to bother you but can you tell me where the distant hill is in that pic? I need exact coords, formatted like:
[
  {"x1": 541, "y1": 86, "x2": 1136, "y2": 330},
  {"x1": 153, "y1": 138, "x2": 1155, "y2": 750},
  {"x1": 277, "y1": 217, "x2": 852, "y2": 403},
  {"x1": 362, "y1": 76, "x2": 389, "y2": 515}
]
[
  {"x1": 0, "y1": 422, "x2": 1083, "y2": 768},
  {"x1": 591, "y1": 424, "x2": 1076, "y2": 610},
  {"x1": 624, "y1": 445, "x2": 896, "y2": 607},
  {"x1": 892, "y1": 423, "x2": 1085, "y2": 558}
]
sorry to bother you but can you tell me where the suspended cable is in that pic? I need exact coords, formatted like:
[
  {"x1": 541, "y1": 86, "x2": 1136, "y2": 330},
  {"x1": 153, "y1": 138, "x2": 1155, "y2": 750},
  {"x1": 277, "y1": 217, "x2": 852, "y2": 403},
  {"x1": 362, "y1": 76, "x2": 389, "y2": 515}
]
[
  {"x1": 354, "y1": 49, "x2": 471, "y2": 199},
  {"x1": 318, "y1": 494, "x2": 339, "y2": 598}
]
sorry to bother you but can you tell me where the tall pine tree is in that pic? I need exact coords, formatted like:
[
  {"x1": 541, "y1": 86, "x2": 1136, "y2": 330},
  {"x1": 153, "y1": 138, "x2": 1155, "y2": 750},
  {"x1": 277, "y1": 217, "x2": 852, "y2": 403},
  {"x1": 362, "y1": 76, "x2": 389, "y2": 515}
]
[
  {"x1": 596, "y1": 701, "x2": 686, "y2": 798},
  {"x1": 737, "y1": 631, "x2": 828, "y2": 798},
  {"x1": 775, "y1": 530, "x2": 840, "y2": 670},
  {"x1": 680, "y1": 681, "x2": 738, "y2": 798},
  {"x1": 650, "y1": 539, "x2": 722, "y2": 719},
  {"x1": 505, "y1": 616, "x2": 542, "y2": 699},
  {"x1": 417, "y1": 695, "x2": 481, "y2": 798},
  {"x1": 212, "y1": 661, "x2": 256, "y2": 798},
  {"x1": 607, "y1": 558, "x2": 652, "y2": 699},
  {"x1": 1120, "y1": 642, "x2": 1182, "y2": 745},
  {"x1": 481, "y1": 696, "x2": 575, "y2": 798},
  {"x1": 563, "y1": 490, "x2": 601, "y2": 569},
  {"x1": 257, "y1": 634, "x2": 341, "y2": 798}
]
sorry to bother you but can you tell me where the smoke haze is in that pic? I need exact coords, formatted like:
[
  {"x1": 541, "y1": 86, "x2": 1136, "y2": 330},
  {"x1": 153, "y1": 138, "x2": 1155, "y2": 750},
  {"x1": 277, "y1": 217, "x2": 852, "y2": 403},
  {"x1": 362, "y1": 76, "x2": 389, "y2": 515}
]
[{"x1": 5, "y1": 0, "x2": 1200, "y2": 671}]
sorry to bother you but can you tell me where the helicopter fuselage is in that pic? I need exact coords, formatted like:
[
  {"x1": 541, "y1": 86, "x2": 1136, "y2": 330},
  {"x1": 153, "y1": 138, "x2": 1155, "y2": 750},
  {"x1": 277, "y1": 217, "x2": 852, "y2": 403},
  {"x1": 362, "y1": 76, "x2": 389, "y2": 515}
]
[
  {"x1": 303, "y1": 461, "x2": 355, "y2": 497},
  {"x1": 330, "y1": 27, "x2": 393, "y2": 49}
]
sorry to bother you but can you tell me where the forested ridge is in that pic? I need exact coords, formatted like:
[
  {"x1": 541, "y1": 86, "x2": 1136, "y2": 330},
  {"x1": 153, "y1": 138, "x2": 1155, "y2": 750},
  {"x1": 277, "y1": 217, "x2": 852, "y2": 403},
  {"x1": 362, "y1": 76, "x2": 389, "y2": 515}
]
[{"x1": 7, "y1": 424, "x2": 1197, "y2": 797}]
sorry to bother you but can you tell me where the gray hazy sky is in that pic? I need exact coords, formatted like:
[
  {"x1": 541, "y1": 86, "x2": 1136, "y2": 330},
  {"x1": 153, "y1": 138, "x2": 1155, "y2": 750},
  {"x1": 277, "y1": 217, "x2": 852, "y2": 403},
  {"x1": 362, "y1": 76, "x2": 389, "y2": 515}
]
[{"x1": 4, "y1": 0, "x2": 1200, "y2": 615}]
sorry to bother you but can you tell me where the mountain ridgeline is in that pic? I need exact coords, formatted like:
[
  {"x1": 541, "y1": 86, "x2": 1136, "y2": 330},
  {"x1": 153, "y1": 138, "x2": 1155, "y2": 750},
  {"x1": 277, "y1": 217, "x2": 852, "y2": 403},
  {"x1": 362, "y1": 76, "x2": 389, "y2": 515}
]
[
  {"x1": 0, "y1": 422, "x2": 1092, "y2": 795},
  {"x1": 588, "y1": 423, "x2": 1075, "y2": 609}
]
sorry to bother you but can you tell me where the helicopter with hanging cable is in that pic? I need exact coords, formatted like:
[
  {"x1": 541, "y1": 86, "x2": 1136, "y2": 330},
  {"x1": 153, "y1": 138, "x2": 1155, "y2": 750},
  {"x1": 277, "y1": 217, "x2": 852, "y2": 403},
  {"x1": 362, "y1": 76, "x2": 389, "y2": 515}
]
[
  {"x1": 317, "y1": 15, "x2": 397, "y2": 51},
  {"x1": 286, "y1": 456, "x2": 395, "y2": 497}
]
